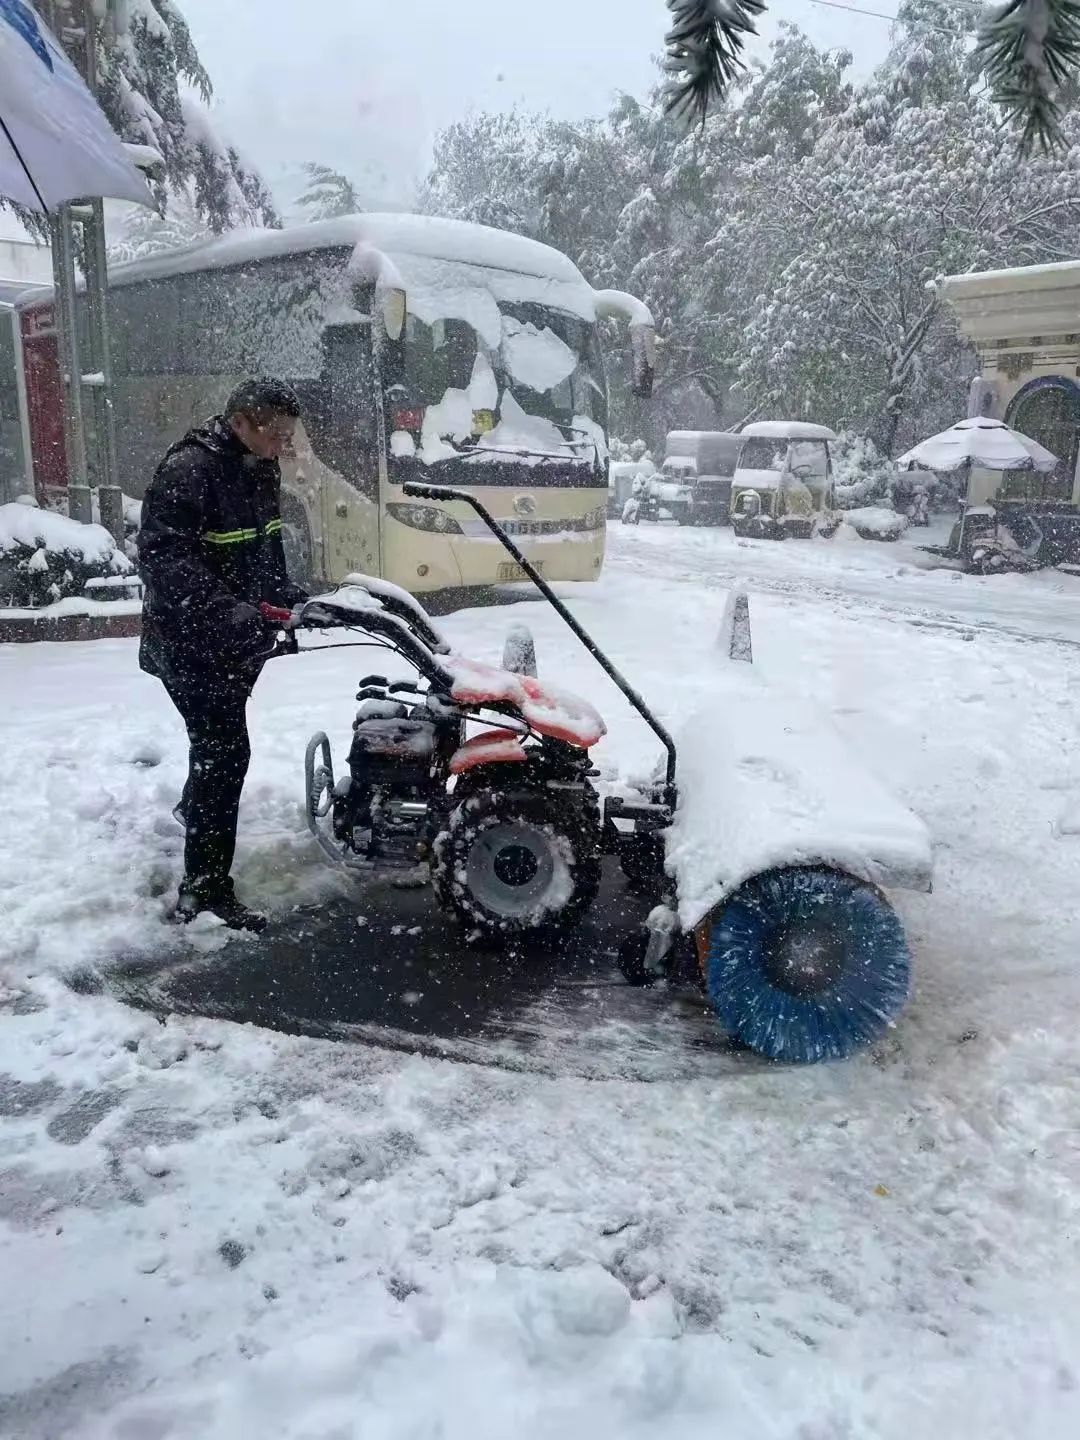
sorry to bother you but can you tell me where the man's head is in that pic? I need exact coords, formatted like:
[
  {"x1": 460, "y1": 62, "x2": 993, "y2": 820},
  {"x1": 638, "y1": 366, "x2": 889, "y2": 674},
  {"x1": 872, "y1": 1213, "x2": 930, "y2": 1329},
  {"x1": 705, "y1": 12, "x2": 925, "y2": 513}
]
[{"x1": 225, "y1": 378, "x2": 302, "y2": 460}]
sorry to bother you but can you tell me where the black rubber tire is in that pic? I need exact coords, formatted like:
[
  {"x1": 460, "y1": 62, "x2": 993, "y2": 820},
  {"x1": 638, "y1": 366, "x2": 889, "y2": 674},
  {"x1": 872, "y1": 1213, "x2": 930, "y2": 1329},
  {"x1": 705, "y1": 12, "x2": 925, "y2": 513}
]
[
  {"x1": 432, "y1": 788, "x2": 602, "y2": 939},
  {"x1": 618, "y1": 933, "x2": 660, "y2": 988}
]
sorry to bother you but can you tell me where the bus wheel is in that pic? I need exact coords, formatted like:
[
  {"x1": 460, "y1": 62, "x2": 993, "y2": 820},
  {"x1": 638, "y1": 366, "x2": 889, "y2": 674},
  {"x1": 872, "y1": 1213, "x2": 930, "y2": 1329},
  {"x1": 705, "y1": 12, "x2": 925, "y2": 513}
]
[{"x1": 280, "y1": 499, "x2": 315, "y2": 590}]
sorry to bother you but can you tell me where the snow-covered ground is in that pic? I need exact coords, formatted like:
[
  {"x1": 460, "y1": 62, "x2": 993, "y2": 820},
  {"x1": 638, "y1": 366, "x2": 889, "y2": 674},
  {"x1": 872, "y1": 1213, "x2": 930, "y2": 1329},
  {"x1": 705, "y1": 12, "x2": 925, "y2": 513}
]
[{"x1": 2, "y1": 522, "x2": 1080, "y2": 1437}]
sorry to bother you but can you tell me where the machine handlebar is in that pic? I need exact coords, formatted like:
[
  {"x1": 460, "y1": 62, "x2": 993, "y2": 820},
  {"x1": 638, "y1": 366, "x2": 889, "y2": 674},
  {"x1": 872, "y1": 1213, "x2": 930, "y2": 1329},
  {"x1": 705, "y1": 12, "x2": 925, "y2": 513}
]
[
  {"x1": 259, "y1": 602, "x2": 296, "y2": 628},
  {"x1": 400, "y1": 481, "x2": 679, "y2": 804}
]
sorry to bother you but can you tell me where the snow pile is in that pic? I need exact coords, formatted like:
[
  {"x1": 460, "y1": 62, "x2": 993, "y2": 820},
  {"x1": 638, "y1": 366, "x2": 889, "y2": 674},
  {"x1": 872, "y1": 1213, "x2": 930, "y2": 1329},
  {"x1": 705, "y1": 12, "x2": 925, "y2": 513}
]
[
  {"x1": 480, "y1": 391, "x2": 567, "y2": 457},
  {"x1": 667, "y1": 664, "x2": 932, "y2": 929},
  {"x1": 85, "y1": 1260, "x2": 770, "y2": 1440},
  {"x1": 0, "y1": 502, "x2": 132, "y2": 608},
  {"x1": 841, "y1": 506, "x2": 910, "y2": 541},
  {"x1": 501, "y1": 316, "x2": 578, "y2": 392},
  {"x1": 0, "y1": 504, "x2": 123, "y2": 564}
]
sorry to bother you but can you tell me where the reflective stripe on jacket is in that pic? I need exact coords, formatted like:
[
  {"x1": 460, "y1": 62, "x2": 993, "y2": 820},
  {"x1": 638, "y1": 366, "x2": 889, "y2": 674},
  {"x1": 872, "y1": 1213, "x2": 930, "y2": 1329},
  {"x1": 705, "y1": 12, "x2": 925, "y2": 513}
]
[{"x1": 137, "y1": 416, "x2": 306, "y2": 683}]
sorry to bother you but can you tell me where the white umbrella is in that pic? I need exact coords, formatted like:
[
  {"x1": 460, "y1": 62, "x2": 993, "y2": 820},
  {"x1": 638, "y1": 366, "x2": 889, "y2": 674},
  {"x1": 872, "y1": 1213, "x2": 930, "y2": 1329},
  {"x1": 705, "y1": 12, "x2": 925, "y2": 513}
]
[
  {"x1": 897, "y1": 417, "x2": 1058, "y2": 473},
  {"x1": 0, "y1": 1, "x2": 152, "y2": 212}
]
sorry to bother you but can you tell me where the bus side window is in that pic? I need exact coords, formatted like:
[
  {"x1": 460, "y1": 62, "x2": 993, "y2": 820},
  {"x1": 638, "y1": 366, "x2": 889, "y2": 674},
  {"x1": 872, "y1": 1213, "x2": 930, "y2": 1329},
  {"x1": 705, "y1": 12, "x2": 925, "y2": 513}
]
[
  {"x1": 180, "y1": 270, "x2": 243, "y2": 378},
  {"x1": 314, "y1": 321, "x2": 378, "y2": 500},
  {"x1": 109, "y1": 280, "x2": 183, "y2": 494}
]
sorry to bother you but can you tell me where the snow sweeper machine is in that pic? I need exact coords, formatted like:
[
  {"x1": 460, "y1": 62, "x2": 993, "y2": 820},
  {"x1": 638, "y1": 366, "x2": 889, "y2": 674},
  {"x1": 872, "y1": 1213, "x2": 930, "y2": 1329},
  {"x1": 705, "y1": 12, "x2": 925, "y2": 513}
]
[{"x1": 268, "y1": 480, "x2": 932, "y2": 1065}]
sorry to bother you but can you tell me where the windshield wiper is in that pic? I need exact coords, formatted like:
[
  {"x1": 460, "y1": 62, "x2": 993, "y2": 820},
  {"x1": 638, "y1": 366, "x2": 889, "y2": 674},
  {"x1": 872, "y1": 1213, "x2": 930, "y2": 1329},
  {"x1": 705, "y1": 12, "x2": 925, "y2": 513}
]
[{"x1": 434, "y1": 434, "x2": 593, "y2": 465}]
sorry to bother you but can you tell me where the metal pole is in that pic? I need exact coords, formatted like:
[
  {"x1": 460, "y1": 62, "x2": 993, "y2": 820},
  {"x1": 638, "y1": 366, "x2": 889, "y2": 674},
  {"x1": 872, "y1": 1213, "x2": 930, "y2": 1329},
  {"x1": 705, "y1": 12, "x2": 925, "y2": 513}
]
[
  {"x1": 956, "y1": 458, "x2": 971, "y2": 563},
  {"x1": 42, "y1": 0, "x2": 124, "y2": 531},
  {"x1": 50, "y1": 207, "x2": 91, "y2": 519},
  {"x1": 42, "y1": 2, "x2": 91, "y2": 518},
  {"x1": 83, "y1": 3, "x2": 123, "y2": 526},
  {"x1": 83, "y1": 196, "x2": 122, "y2": 535}
]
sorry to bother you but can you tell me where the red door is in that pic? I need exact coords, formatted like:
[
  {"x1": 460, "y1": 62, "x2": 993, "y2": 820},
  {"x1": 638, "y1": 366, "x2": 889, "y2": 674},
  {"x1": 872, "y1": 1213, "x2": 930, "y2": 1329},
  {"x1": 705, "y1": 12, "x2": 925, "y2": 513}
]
[{"x1": 20, "y1": 304, "x2": 67, "y2": 500}]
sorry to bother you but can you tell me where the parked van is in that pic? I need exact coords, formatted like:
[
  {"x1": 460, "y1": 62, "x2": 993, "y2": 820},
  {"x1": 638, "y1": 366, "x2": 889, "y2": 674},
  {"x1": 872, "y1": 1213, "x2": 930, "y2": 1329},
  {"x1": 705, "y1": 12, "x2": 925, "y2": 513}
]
[
  {"x1": 730, "y1": 421, "x2": 838, "y2": 539},
  {"x1": 659, "y1": 430, "x2": 744, "y2": 526}
]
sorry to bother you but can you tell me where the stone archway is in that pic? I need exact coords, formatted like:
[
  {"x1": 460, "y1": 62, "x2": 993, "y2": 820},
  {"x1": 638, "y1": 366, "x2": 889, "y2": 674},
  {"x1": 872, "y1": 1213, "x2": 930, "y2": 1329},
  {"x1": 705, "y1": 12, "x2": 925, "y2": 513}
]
[{"x1": 1005, "y1": 377, "x2": 1080, "y2": 501}]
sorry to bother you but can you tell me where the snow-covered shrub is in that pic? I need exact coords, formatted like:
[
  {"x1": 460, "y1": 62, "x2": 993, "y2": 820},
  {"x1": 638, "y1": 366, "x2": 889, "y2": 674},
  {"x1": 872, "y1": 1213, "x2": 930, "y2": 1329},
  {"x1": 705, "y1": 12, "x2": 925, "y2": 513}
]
[
  {"x1": 892, "y1": 466, "x2": 961, "y2": 514},
  {"x1": 86, "y1": 489, "x2": 143, "y2": 562},
  {"x1": 841, "y1": 506, "x2": 909, "y2": 542},
  {"x1": 0, "y1": 504, "x2": 132, "y2": 609},
  {"x1": 832, "y1": 433, "x2": 898, "y2": 510},
  {"x1": 609, "y1": 437, "x2": 654, "y2": 466}
]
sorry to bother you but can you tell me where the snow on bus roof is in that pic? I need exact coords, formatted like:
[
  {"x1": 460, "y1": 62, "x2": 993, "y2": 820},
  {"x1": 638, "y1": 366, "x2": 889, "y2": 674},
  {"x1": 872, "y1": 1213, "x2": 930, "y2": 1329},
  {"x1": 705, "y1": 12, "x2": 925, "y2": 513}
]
[
  {"x1": 103, "y1": 213, "x2": 590, "y2": 290},
  {"x1": 740, "y1": 420, "x2": 838, "y2": 441}
]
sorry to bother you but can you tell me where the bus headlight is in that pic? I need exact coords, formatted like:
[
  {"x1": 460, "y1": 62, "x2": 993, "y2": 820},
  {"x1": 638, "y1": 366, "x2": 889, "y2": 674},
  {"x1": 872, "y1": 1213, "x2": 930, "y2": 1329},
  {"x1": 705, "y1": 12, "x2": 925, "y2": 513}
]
[{"x1": 386, "y1": 502, "x2": 464, "y2": 535}]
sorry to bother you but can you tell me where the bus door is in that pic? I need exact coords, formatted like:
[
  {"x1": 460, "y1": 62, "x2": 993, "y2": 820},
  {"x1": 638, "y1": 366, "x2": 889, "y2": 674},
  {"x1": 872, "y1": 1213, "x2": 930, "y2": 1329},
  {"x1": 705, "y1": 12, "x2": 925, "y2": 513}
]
[
  {"x1": 20, "y1": 304, "x2": 66, "y2": 500},
  {"x1": 284, "y1": 318, "x2": 381, "y2": 585}
]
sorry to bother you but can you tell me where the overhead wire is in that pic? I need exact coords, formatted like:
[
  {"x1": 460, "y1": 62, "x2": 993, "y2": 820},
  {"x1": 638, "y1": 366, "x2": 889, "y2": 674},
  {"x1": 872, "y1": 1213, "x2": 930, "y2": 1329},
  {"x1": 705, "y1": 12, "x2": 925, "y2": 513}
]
[{"x1": 802, "y1": 0, "x2": 975, "y2": 35}]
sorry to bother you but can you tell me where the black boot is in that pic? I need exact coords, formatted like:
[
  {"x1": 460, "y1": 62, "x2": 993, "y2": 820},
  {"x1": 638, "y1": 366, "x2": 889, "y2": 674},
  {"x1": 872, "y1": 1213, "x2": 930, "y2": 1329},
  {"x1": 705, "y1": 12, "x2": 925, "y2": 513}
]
[{"x1": 175, "y1": 878, "x2": 267, "y2": 934}]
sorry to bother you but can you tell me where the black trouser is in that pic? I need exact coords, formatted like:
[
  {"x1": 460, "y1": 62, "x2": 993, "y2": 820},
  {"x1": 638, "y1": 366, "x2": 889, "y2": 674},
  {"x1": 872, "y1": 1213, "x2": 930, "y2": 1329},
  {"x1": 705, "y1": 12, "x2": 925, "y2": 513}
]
[{"x1": 161, "y1": 671, "x2": 254, "y2": 893}]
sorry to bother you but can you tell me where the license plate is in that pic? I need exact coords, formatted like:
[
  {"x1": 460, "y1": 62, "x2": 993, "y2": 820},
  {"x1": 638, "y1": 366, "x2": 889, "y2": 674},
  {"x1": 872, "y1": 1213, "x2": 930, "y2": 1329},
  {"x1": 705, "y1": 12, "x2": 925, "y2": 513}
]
[{"x1": 498, "y1": 561, "x2": 542, "y2": 582}]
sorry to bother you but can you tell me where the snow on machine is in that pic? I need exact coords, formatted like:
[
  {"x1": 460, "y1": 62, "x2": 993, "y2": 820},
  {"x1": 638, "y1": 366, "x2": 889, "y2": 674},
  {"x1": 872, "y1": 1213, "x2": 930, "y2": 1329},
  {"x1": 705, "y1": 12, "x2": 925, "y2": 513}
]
[{"x1": 275, "y1": 481, "x2": 932, "y2": 1064}]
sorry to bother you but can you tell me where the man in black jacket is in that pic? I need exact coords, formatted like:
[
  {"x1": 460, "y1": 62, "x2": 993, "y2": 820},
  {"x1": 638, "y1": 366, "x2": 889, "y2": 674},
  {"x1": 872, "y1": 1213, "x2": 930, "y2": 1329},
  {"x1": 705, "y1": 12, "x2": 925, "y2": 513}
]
[{"x1": 138, "y1": 378, "x2": 309, "y2": 932}]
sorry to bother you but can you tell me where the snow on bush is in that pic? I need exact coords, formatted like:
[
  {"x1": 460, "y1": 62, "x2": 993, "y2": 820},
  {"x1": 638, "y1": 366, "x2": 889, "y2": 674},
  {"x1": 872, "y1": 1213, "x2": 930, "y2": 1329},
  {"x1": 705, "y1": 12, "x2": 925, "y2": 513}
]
[
  {"x1": 609, "y1": 437, "x2": 654, "y2": 466},
  {"x1": 840, "y1": 506, "x2": 910, "y2": 542},
  {"x1": 0, "y1": 503, "x2": 132, "y2": 609},
  {"x1": 831, "y1": 433, "x2": 898, "y2": 510}
]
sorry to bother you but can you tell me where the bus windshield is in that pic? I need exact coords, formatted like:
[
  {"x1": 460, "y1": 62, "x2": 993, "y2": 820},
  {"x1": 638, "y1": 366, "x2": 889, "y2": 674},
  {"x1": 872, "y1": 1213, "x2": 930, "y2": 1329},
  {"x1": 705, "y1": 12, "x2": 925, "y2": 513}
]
[{"x1": 394, "y1": 291, "x2": 607, "y2": 467}]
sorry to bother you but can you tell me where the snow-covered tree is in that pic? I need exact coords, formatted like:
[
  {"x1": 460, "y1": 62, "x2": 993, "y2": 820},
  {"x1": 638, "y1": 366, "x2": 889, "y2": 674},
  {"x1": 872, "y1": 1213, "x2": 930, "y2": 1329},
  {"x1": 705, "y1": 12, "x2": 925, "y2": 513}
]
[
  {"x1": 297, "y1": 164, "x2": 362, "y2": 221},
  {"x1": 737, "y1": 22, "x2": 853, "y2": 160},
  {"x1": 732, "y1": 96, "x2": 1080, "y2": 449},
  {"x1": 663, "y1": 0, "x2": 1080, "y2": 152},
  {"x1": 62, "y1": 0, "x2": 276, "y2": 232},
  {"x1": 424, "y1": 8, "x2": 1080, "y2": 452},
  {"x1": 420, "y1": 110, "x2": 548, "y2": 237},
  {"x1": 106, "y1": 185, "x2": 208, "y2": 262}
]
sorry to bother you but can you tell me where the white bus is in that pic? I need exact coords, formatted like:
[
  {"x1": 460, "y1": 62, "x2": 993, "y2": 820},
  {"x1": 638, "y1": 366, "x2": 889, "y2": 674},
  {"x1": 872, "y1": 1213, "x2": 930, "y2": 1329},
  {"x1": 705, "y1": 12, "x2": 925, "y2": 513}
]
[{"x1": 13, "y1": 214, "x2": 655, "y2": 594}]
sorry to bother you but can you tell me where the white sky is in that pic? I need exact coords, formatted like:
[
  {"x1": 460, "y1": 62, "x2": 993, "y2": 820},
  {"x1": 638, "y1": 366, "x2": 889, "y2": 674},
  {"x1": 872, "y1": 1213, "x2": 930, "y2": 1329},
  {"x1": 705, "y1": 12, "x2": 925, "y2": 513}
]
[{"x1": 179, "y1": 0, "x2": 895, "y2": 209}]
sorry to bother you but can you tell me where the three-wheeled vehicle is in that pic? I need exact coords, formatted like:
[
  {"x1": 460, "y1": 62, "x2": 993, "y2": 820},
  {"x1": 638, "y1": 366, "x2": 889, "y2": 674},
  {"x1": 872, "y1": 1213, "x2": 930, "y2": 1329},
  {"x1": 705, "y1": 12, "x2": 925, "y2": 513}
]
[
  {"x1": 659, "y1": 431, "x2": 744, "y2": 526},
  {"x1": 730, "y1": 421, "x2": 838, "y2": 539}
]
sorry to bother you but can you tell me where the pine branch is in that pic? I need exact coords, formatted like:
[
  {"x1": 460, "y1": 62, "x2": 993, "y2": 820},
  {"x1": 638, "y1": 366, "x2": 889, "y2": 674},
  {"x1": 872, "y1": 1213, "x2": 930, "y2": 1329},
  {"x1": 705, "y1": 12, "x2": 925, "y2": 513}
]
[
  {"x1": 153, "y1": 1, "x2": 212, "y2": 101},
  {"x1": 664, "y1": 0, "x2": 766, "y2": 125},
  {"x1": 976, "y1": 0, "x2": 1080, "y2": 152}
]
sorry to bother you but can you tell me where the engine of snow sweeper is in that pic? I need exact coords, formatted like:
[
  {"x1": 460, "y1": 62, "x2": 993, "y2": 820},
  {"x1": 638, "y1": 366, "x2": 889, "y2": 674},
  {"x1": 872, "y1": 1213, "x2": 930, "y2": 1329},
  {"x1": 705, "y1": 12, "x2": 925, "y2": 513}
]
[{"x1": 292, "y1": 576, "x2": 609, "y2": 940}]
